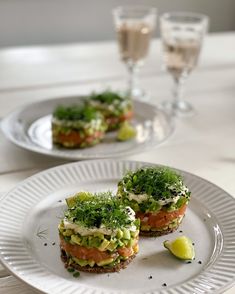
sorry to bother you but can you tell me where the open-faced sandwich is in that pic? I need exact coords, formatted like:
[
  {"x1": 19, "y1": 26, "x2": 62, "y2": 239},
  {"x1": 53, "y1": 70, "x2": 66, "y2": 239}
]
[
  {"x1": 117, "y1": 166, "x2": 191, "y2": 236},
  {"x1": 52, "y1": 104, "x2": 107, "y2": 148},
  {"x1": 87, "y1": 90, "x2": 133, "y2": 131},
  {"x1": 58, "y1": 192, "x2": 139, "y2": 273}
]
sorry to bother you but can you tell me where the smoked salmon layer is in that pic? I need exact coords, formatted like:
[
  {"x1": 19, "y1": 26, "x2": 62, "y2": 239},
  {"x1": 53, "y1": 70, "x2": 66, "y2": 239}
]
[
  {"x1": 58, "y1": 191, "x2": 140, "y2": 273},
  {"x1": 117, "y1": 166, "x2": 191, "y2": 237}
]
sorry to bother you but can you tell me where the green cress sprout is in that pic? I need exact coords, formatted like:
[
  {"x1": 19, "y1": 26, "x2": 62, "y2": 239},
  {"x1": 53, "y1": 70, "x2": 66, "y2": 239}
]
[
  {"x1": 120, "y1": 167, "x2": 190, "y2": 201},
  {"x1": 65, "y1": 191, "x2": 138, "y2": 230},
  {"x1": 90, "y1": 90, "x2": 128, "y2": 104},
  {"x1": 53, "y1": 105, "x2": 101, "y2": 122}
]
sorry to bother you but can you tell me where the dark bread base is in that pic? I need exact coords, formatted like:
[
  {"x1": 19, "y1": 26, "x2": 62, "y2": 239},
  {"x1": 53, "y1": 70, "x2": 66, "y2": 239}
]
[
  {"x1": 140, "y1": 224, "x2": 179, "y2": 237},
  {"x1": 60, "y1": 248, "x2": 136, "y2": 273}
]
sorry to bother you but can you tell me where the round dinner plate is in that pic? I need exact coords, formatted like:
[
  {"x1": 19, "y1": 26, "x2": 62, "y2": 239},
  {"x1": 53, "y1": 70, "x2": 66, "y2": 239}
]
[
  {"x1": 1, "y1": 96, "x2": 173, "y2": 159},
  {"x1": 0, "y1": 159, "x2": 235, "y2": 294}
]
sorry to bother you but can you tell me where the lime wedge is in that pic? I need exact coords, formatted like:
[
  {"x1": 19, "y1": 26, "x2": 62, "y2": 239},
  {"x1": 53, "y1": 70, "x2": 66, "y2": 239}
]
[
  {"x1": 117, "y1": 122, "x2": 136, "y2": 141},
  {"x1": 66, "y1": 191, "x2": 93, "y2": 208},
  {"x1": 163, "y1": 236, "x2": 195, "y2": 260}
]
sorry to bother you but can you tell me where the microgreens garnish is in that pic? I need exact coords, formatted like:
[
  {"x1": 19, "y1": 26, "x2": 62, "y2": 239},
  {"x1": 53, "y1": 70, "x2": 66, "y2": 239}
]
[
  {"x1": 65, "y1": 191, "x2": 135, "y2": 229},
  {"x1": 90, "y1": 91, "x2": 128, "y2": 104},
  {"x1": 53, "y1": 104, "x2": 101, "y2": 121},
  {"x1": 119, "y1": 166, "x2": 189, "y2": 201}
]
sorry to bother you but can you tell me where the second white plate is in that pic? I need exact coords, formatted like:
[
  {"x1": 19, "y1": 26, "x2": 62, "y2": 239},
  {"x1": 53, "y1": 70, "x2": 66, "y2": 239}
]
[{"x1": 1, "y1": 96, "x2": 173, "y2": 159}]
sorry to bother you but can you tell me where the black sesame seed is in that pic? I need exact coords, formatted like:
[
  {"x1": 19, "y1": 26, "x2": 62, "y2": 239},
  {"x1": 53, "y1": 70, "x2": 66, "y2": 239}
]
[
  {"x1": 58, "y1": 200, "x2": 62, "y2": 203},
  {"x1": 44, "y1": 243, "x2": 47, "y2": 246},
  {"x1": 162, "y1": 283, "x2": 167, "y2": 287},
  {"x1": 148, "y1": 275, "x2": 153, "y2": 279},
  {"x1": 187, "y1": 261, "x2": 192, "y2": 264},
  {"x1": 192, "y1": 243, "x2": 195, "y2": 246},
  {"x1": 198, "y1": 261, "x2": 202, "y2": 264},
  {"x1": 179, "y1": 230, "x2": 183, "y2": 233},
  {"x1": 52, "y1": 242, "x2": 56, "y2": 246}
]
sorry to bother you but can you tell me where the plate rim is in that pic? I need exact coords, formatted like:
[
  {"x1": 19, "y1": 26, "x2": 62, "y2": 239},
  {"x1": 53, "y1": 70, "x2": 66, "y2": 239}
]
[
  {"x1": 0, "y1": 159, "x2": 235, "y2": 294},
  {"x1": 1, "y1": 96, "x2": 174, "y2": 160}
]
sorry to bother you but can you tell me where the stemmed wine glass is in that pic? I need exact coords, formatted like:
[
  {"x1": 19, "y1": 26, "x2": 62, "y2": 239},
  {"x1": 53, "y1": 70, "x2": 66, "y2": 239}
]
[
  {"x1": 160, "y1": 12, "x2": 209, "y2": 115},
  {"x1": 113, "y1": 6, "x2": 156, "y2": 100}
]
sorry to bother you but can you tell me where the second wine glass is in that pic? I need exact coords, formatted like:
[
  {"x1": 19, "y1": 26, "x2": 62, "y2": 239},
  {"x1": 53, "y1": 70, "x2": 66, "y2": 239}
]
[
  {"x1": 160, "y1": 12, "x2": 209, "y2": 115},
  {"x1": 113, "y1": 6, "x2": 156, "y2": 101}
]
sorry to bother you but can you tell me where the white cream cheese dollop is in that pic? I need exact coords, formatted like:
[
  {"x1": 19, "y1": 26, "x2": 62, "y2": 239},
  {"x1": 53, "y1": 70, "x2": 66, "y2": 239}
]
[
  {"x1": 63, "y1": 219, "x2": 114, "y2": 236},
  {"x1": 128, "y1": 192, "x2": 149, "y2": 203}
]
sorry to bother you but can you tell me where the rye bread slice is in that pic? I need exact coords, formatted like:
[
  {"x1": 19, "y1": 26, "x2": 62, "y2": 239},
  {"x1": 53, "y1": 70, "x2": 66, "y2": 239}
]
[
  {"x1": 140, "y1": 224, "x2": 178, "y2": 237},
  {"x1": 60, "y1": 248, "x2": 136, "y2": 273}
]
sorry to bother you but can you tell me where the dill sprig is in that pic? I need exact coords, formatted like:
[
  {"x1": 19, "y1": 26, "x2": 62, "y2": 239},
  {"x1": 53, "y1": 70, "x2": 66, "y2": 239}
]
[
  {"x1": 89, "y1": 91, "x2": 128, "y2": 104},
  {"x1": 119, "y1": 166, "x2": 188, "y2": 200},
  {"x1": 53, "y1": 104, "x2": 100, "y2": 121},
  {"x1": 65, "y1": 191, "x2": 134, "y2": 229},
  {"x1": 36, "y1": 227, "x2": 48, "y2": 240}
]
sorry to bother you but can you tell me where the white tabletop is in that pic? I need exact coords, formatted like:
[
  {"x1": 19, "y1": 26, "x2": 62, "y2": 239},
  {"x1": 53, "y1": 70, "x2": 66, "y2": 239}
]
[{"x1": 0, "y1": 32, "x2": 235, "y2": 293}]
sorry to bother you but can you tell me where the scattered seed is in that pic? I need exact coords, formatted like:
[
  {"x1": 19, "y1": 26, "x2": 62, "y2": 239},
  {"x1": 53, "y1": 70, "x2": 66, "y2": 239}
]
[
  {"x1": 148, "y1": 275, "x2": 153, "y2": 279},
  {"x1": 52, "y1": 242, "x2": 56, "y2": 246},
  {"x1": 162, "y1": 283, "x2": 167, "y2": 287},
  {"x1": 179, "y1": 230, "x2": 183, "y2": 233},
  {"x1": 187, "y1": 261, "x2": 192, "y2": 264},
  {"x1": 73, "y1": 271, "x2": 80, "y2": 278},
  {"x1": 58, "y1": 200, "x2": 62, "y2": 203},
  {"x1": 67, "y1": 268, "x2": 75, "y2": 273},
  {"x1": 192, "y1": 243, "x2": 195, "y2": 246},
  {"x1": 44, "y1": 243, "x2": 47, "y2": 246},
  {"x1": 198, "y1": 261, "x2": 202, "y2": 264}
]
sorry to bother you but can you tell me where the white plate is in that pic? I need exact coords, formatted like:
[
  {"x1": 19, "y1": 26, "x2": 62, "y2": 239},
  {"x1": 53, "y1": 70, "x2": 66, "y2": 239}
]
[
  {"x1": 1, "y1": 96, "x2": 173, "y2": 159},
  {"x1": 1, "y1": 161, "x2": 235, "y2": 294}
]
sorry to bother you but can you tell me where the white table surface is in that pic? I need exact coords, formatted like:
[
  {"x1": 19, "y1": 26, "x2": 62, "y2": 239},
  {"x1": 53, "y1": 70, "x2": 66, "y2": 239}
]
[{"x1": 0, "y1": 32, "x2": 235, "y2": 293}]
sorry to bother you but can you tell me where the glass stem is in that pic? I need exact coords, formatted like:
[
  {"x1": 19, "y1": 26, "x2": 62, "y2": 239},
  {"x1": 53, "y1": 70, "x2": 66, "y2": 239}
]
[
  {"x1": 172, "y1": 75, "x2": 186, "y2": 108},
  {"x1": 127, "y1": 63, "x2": 139, "y2": 97}
]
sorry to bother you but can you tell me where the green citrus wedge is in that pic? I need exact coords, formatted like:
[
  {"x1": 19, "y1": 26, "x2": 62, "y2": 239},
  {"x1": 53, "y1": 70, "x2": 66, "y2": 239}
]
[
  {"x1": 163, "y1": 236, "x2": 195, "y2": 260},
  {"x1": 117, "y1": 122, "x2": 136, "y2": 141}
]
